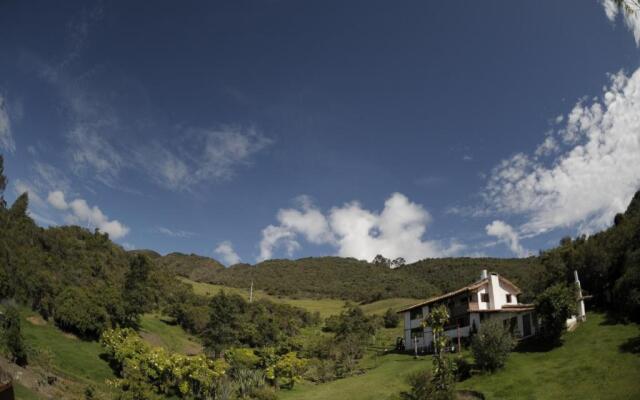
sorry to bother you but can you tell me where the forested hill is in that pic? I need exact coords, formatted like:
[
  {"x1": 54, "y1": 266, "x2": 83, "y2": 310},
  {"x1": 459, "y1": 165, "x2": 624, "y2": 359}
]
[
  {"x1": 148, "y1": 252, "x2": 226, "y2": 281},
  {"x1": 187, "y1": 256, "x2": 544, "y2": 302}
]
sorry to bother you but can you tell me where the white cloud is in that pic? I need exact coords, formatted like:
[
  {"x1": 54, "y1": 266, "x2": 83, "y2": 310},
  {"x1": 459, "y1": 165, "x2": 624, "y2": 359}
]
[
  {"x1": 0, "y1": 95, "x2": 15, "y2": 152},
  {"x1": 258, "y1": 193, "x2": 463, "y2": 262},
  {"x1": 485, "y1": 68, "x2": 640, "y2": 236},
  {"x1": 47, "y1": 190, "x2": 68, "y2": 210},
  {"x1": 601, "y1": 0, "x2": 640, "y2": 45},
  {"x1": 259, "y1": 225, "x2": 301, "y2": 261},
  {"x1": 485, "y1": 220, "x2": 529, "y2": 257},
  {"x1": 156, "y1": 226, "x2": 195, "y2": 238},
  {"x1": 141, "y1": 126, "x2": 272, "y2": 191},
  {"x1": 215, "y1": 241, "x2": 241, "y2": 265},
  {"x1": 68, "y1": 122, "x2": 126, "y2": 186},
  {"x1": 46, "y1": 190, "x2": 129, "y2": 239}
]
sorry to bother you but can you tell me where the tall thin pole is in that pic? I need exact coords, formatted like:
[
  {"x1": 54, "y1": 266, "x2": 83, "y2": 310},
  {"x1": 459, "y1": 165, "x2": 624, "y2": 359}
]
[{"x1": 249, "y1": 280, "x2": 254, "y2": 303}]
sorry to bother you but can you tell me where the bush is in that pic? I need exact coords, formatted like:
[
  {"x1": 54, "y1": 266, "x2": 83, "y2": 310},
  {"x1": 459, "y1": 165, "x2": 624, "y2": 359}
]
[
  {"x1": 535, "y1": 283, "x2": 576, "y2": 344},
  {"x1": 53, "y1": 286, "x2": 109, "y2": 338},
  {"x1": 471, "y1": 319, "x2": 516, "y2": 372},
  {"x1": 454, "y1": 357, "x2": 472, "y2": 381},
  {"x1": 401, "y1": 369, "x2": 435, "y2": 400},
  {"x1": 383, "y1": 308, "x2": 400, "y2": 328},
  {"x1": 2, "y1": 304, "x2": 27, "y2": 366}
]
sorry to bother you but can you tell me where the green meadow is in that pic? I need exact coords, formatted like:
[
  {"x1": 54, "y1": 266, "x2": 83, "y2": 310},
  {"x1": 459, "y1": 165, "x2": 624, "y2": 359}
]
[
  {"x1": 11, "y1": 294, "x2": 640, "y2": 400},
  {"x1": 179, "y1": 277, "x2": 419, "y2": 318}
]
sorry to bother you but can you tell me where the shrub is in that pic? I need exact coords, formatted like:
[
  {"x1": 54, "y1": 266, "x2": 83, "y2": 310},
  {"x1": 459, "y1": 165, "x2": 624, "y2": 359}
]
[
  {"x1": 53, "y1": 286, "x2": 109, "y2": 338},
  {"x1": 383, "y1": 308, "x2": 400, "y2": 328},
  {"x1": 535, "y1": 283, "x2": 576, "y2": 344},
  {"x1": 2, "y1": 304, "x2": 27, "y2": 366},
  {"x1": 454, "y1": 357, "x2": 472, "y2": 381},
  {"x1": 471, "y1": 319, "x2": 516, "y2": 372},
  {"x1": 401, "y1": 369, "x2": 435, "y2": 400}
]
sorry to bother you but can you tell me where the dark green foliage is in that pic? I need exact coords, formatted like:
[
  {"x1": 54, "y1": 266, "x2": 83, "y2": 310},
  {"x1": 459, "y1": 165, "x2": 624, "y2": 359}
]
[
  {"x1": 163, "y1": 282, "x2": 210, "y2": 333},
  {"x1": 203, "y1": 291, "x2": 244, "y2": 355},
  {"x1": 0, "y1": 163, "x2": 173, "y2": 337},
  {"x1": 383, "y1": 308, "x2": 400, "y2": 328},
  {"x1": 537, "y1": 190, "x2": 640, "y2": 321},
  {"x1": 426, "y1": 305, "x2": 456, "y2": 400},
  {"x1": 535, "y1": 284, "x2": 576, "y2": 344},
  {"x1": 471, "y1": 319, "x2": 516, "y2": 372},
  {"x1": 0, "y1": 154, "x2": 6, "y2": 207},
  {"x1": 613, "y1": 249, "x2": 640, "y2": 321},
  {"x1": 195, "y1": 256, "x2": 543, "y2": 303},
  {"x1": 401, "y1": 369, "x2": 435, "y2": 400},
  {"x1": 203, "y1": 290, "x2": 314, "y2": 356},
  {"x1": 152, "y1": 252, "x2": 225, "y2": 281},
  {"x1": 53, "y1": 286, "x2": 109, "y2": 338},
  {"x1": 122, "y1": 254, "x2": 156, "y2": 326},
  {"x1": 1, "y1": 303, "x2": 28, "y2": 366}
]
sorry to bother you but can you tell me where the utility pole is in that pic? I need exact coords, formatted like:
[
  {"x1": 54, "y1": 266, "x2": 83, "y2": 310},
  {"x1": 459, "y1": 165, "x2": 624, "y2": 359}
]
[{"x1": 249, "y1": 280, "x2": 254, "y2": 303}]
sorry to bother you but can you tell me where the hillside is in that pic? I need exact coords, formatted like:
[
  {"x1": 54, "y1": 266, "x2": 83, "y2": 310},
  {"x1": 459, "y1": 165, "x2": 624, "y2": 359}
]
[
  {"x1": 192, "y1": 256, "x2": 544, "y2": 303},
  {"x1": 144, "y1": 252, "x2": 226, "y2": 281},
  {"x1": 280, "y1": 313, "x2": 640, "y2": 400}
]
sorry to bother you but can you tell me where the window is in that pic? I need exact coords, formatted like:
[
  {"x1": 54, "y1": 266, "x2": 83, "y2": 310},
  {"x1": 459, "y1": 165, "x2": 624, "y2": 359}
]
[
  {"x1": 506, "y1": 294, "x2": 512, "y2": 303},
  {"x1": 469, "y1": 294, "x2": 477, "y2": 303},
  {"x1": 481, "y1": 293, "x2": 489, "y2": 303},
  {"x1": 410, "y1": 309, "x2": 423, "y2": 320},
  {"x1": 410, "y1": 327, "x2": 423, "y2": 339},
  {"x1": 457, "y1": 316, "x2": 469, "y2": 328}
]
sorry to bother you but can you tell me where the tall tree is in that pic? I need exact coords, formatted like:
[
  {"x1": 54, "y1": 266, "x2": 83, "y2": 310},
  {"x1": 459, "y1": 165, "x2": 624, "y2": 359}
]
[
  {"x1": 123, "y1": 254, "x2": 155, "y2": 326},
  {"x1": 3, "y1": 304, "x2": 27, "y2": 366}
]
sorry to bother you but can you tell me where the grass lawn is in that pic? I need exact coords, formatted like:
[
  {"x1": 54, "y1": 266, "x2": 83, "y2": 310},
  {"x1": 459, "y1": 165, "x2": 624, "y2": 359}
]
[
  {"x1": 278, "y1": 353, "x2": 430, "y2": 400},
  {"x1": 13, "y1": 382, "x2": 44, "y2": 400},
  {"x1": 180, "y1": 277, "x2": 419, "y2": 318},
  {"x1": 280, "y1": 313, "x2": 640, "y2": 400},
  {"x1": 458, "y1": 313, "x2": 640, "y2": 399},
  {"x1": 19, "y1": 309, "x2": 116, "y2": 389},
  {"x1": 139, "y1": 313, "x2": 203, "y2": 354}
]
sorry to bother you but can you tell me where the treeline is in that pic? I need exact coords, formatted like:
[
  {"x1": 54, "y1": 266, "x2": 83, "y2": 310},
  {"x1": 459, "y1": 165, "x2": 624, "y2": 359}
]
[
  {"x1": 182, "y1": 256, "x2": 544, "y2": 303},
  {"x1": 0, "y1": 185, "x2": 169, "y2": 338},
  {"x1": 535, "y1": 191, "x2": 640, "y2": 321}
]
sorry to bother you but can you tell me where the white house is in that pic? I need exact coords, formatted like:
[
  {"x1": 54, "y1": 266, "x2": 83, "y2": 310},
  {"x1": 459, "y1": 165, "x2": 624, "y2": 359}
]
[{"x1": 398, "y1": 270, "x2": 537, "y2": 352}]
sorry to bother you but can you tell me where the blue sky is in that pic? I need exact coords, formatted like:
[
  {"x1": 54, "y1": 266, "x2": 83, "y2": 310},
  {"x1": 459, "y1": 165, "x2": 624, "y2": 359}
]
[{"x1": 1, "y1": 0, "x2": 639, "y2": 265}]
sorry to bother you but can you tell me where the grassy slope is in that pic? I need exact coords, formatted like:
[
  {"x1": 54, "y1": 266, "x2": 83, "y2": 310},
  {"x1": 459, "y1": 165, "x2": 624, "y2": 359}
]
[
  {"x1": 13, "y1": 382, "x2": 44, "y2": 400},
  {"x1": 180, "y1": 277, "x2": 419, "y2": 318},
  {"x1": 139, "y1": 314, "x2": 203, "y2": 354},
  {"x1": 20, "y1": 309, "x2": 115, "y2": 389},
  {"x1": 459, "y1": 313, "x2": 640, "y2": 399},
  {"x1": 280, "y1": 313, "x2": 640, "y2": 400},
  {"x1": 280, "y1": 353, "x2": 429, "y2": 400}
]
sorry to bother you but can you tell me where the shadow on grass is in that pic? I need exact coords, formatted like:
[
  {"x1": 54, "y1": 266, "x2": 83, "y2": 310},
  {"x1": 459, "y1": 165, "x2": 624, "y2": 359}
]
[
  {"x1": 619, "y1": 336, "x2": 640, "y2": 354},
  {"x1": 513, "y1": 337, "x2": 560, "y2": 353}
]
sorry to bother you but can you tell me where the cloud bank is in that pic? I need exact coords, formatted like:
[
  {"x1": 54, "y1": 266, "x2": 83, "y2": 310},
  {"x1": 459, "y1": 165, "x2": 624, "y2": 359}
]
[
  {"x1": 47, "y1": 190, "x2": 130, "y2": 239},
  {"x1": 485, "y1": 68, "x2": 640, "y2": 237},
  {"x1": 259, "y1": 193, "x2": 463, "y2": 263}
]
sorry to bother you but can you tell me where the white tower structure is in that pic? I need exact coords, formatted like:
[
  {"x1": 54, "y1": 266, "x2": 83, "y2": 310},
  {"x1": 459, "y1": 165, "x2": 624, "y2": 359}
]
[{"x1": 574, "y1": 270, "x2": 586, "y2": 322}]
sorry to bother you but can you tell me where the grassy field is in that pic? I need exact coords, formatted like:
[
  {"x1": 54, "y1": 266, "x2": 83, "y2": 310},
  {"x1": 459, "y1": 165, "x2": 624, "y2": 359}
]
[
  {"x1": 139, "y1": 313, "x2": 203, "y2": 354},
  {"x1": 279, "y1": 313, "x2": 640, "y2": 400},
  {"x1": 458, "y1": 313, "x2": 640, "y2": 399},
  {"x1": 280, "y1": 353, "x2": 429, "y2": 400},
  {"x1": 180, "y1": 277, "x2": 419, "y2": 318},
  {"x1": 20, "y1": 309, "x2": 116, "y2": 389}
]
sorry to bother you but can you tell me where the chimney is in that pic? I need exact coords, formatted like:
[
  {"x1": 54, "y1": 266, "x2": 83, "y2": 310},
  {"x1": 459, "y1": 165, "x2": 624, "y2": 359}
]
[{"x1": 480, "y1": 269, "x2": 488, "y2": 280}]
